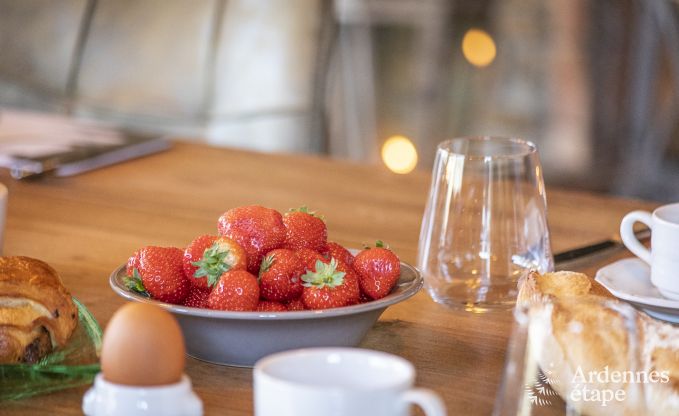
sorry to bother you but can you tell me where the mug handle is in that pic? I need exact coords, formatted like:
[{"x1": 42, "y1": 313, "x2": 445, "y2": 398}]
[
  {"x1": 399, "y1": 388, "x2": 447, "y2": 416},
  {"x1": 620, "y1": 211, "x2": 652, "y2": 264}
]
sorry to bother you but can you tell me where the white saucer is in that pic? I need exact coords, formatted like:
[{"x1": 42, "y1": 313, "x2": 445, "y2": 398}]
[{"x1": 595, "y1": 258, "x2": 679, "y2": 324}]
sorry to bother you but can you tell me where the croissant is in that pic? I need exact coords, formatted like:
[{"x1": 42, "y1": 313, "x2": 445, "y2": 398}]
[
  {"x1": 0, "y1": 256, "x2": 77, "y2": 363},
  {"x1": 518, "y1": 271, "x2": 679, "y2": 415}
]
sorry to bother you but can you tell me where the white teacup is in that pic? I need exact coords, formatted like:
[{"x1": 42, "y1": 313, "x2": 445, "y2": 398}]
[
  {"x1": 253, "y1": 348, "x2": 446, "y2": 416},
  {"x1": 621, "y1": 203, "x2": 679, "y2": 300}
]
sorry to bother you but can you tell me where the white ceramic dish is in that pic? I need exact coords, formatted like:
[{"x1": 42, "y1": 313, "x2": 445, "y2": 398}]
[
  {"x1": 595, "y1": 257, "x2": 679, "y2": 323},
  {"x1": 83, "y1": 374, "x2": 202, "y2": 416},
  {"x1": 109, "y1": 260, "x2": 423, "y2": 366}
]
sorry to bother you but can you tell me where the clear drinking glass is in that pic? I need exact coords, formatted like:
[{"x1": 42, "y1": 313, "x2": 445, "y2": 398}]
[
  {"x1": 494, "y1": 297, "x2": 649, "y2": 415},
  {"x1": 417, "y1": 137, "x2": 553, "y2": 312}
]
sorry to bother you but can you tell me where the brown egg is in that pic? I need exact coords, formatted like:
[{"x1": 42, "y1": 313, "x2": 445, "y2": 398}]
[{"x1": 101, "y1": 302, "x2": 185, "y2": 386}]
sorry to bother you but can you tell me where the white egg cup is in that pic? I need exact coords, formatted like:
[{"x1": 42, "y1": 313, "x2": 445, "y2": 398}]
[{"x1": 83, "y1": 373, "x2": 203, "y2": 416}]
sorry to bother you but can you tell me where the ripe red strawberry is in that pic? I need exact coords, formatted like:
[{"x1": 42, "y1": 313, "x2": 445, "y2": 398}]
[
  {"x1": 136, "y1": 246, "x2": 190, "y2": 304},
  {"x1": 323, "y1": 242, "x2": 355, "y2": 266},
  {"x1": 282, "y1": 207, "x2": 327, "y2": 252},
  {"x1": 353, "y1": 242, "x2": 400, "y2": 300},
  {"x1": 308, "y1": 255, "x2": 359, "y2": 304},
  {"x1": 296, "y1": 248, "x2": 325, "y2": 270},
  {"x1": 125, "y1": 250, "x2": 140, "y2": 277},
  {"x1": 338, "y1": 265, "x2": 361, "y2": 305},
  {"x1": 207, "y1": 270, "x2": 259, "y2": 311},
  {"x1": 183, "y1": 235, "x2": 247, "y2": 289},
  {"x1": 256, "y1": 300, "x2": 287, "y2": 312},
  {"x1": 259, "y1": 249, "x2": 306, "y2": 302},
  {"x1": 217, "y1": 205, "x2": 286, "y2": 274},
  {"x1": 301, "y1": 258, "x2": 355, "y2": 310},
  {"x1": 285, "y1": 298, "x2": 306, "y2": 311},
  {"x1": 183, "y1": 235, "x2": 215, "y2": 279},
  {"x1": 183, "y1": 287, "x2": 211, "y2": 308}
]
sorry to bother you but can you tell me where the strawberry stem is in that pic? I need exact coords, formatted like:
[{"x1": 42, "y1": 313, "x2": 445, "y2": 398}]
[
  {"x1": 191, "y1": 242, "x2": 232, "y2": 288},
  {"x1": 259, "y1": 254, "x2": 275, "y2": 278},
  {"x1": 288, "y1": 206, "x2": 325, "y2": 221},
  {"x1": 123, "y1": 269, "x2": 150, "y2": 297},
  {"x1": 364, "y1": 240, "x2": 388, "y2": 249},
  {"x1": 301, "y1": 258, "x2": 345, "y2": 288}
]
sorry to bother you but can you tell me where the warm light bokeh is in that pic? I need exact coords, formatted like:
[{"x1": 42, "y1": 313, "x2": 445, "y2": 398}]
[
  {"x1": 381, "y1": 135, "x2": 418, "y2": 174},
  {"x1": 462, "y1": 28, "x2": 496, "y2": 67}
]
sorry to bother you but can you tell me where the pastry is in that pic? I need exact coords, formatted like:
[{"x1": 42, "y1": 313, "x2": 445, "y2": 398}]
[
  {"x1": 518, "y1": 270, "x2": 679, "y2": 415},
  {"x1": 0, "y1": 256, "x2": 77, "y2": 363}
]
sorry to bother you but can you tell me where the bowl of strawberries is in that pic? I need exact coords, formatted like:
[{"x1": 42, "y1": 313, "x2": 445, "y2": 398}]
[{"x1": 109, "y1": 205, "x2": 422, "y2": 366}]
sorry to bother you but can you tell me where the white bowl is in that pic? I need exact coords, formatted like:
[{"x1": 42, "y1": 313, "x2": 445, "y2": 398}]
[{"x1": 109, "y1": 260, "x2": 422, "y2": 367}]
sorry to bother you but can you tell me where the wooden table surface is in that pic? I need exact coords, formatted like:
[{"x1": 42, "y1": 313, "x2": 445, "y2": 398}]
[{"x1": 2, "y1": 142, "x2": 657, "y2": 415}]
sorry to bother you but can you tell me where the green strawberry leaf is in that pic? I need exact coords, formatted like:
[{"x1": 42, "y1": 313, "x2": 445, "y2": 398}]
[
  {"x1": 123, "y1": 269, "x2": 150, "y2": 297},
  {"x1": 301, "y1": 258, "x2": 345, "y2": 288},
  {"x1": 288, "y1": 206, "x2": 325, "y2": 221},
  {"x1": 259, "y1": 254, "x2": 275, "y2": 277},
  {"x1": 289, "y1": 206, "x2": 310, "y2": 214},
  {"x1": 364, "y1": 240, "x2": 389, "y2": 249},
  {"x1": 191, "y1": 242, "x2": 232, "y2": 288}
]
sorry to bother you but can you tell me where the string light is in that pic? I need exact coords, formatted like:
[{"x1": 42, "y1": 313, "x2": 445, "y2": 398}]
[
  {"x1": 462, "y1": 28, "x2": 496, "y2": 68},
  {"x1": 381, "y1": 135, "x2": 418, "y2": 174}
]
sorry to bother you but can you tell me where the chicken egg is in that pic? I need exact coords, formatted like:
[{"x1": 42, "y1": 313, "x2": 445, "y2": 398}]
[{"x1": 101, "y1": 302, "x2": 185, "y2": 386}]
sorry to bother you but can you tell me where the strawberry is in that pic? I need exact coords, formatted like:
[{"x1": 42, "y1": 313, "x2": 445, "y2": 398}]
[
  {"x1": 125, "y1": 250, "x2": 140, "y2": 277},
  {"x1": 217, "y1": 205, "x2": 286, "y2": 274},
  {"x1": 285, "y1": 298, "x2": 306, "y2": 311},
  {"x1": 334, "y1": 259, "x2": 360, "y2": 305},
  {"x1": 256, "y1": 300, "x2": 287, "y2": 312},
  {"x1": 207, "y1": 270, "x2": 259, "y2": 311},
  {"x1": 321, "y1": 257, "x2": 361, "y2": 305},
  {"x1": 183, "y1": 287, "x2": 211, "y2": 308},
  {"x1": 353, "y1": 241, "x2": 400, "y2": 300},
  {"x1": 136, "y1": 246, "x2": 190, "y2": 304},
  {"x1": 298, "y1": 246, "x2": 356, "y2": 304},
  {"x1": 259, "y1": 249, "x2": 306, "y2": 302},
  {"x1": 296, "y1": 248, "x2": 325, "y2": 270},
  {"x1": 183, "y1": 235, "x2": 215, "y2": 279},
  {"x1": 301, "y1": 258, "x2": 354, "y2": 310},
  {"x1": 283, "y1": 207, "x2": 327, "y2": 252},
  {"x1": 323, "y1": 242, "x2": 354, "y2": 266},
  {"x1": 183, "y1": 235, "x2": 247, "y2": 289}
]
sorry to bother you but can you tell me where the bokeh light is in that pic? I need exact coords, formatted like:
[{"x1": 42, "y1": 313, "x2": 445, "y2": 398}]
[
  {"x1": 462, "y1": 28, "x2": 496, "y2": 68},
  {"x1": 381, "y1": 135, "x2": 418, "y2": 174}
]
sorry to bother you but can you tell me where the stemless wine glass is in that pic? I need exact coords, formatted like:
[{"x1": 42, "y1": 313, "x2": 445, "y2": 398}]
[{"x1": 418, "y1": 137, "x2": 553, "y2": 312}]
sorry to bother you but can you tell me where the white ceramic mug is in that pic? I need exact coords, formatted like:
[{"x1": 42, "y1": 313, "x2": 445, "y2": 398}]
[
  {"x1": 254, "y1": 348, "x2": 446, "y2": 416},
  {"x1": 621, "y1": 203, "x2": 679, "y2": 299},
  {"x1": 82, "y1": 373, "x2": 203, "y2": 416}
]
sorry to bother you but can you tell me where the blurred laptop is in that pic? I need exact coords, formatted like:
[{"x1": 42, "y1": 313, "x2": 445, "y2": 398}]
[{"x1": 0, "y1": 109, "x2": 170, "y2": 179}]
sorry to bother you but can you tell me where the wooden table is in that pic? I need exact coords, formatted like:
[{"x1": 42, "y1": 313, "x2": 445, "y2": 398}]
[{"x1": 2, "y1": 142, "x2": 657, "y2": 415}]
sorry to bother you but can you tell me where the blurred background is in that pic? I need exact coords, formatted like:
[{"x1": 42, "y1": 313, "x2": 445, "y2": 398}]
[{"x1": 1, "y1": 0, "x2": 679, "y2": 200}]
